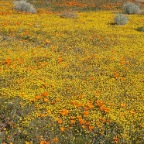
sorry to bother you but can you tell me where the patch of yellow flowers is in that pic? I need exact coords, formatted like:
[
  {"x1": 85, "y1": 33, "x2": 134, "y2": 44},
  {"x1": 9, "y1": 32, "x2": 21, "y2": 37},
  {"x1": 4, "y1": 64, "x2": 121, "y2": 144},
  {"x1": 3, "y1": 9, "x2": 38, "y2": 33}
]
[{"x1": 0, "y1": 0, "x2": 144, "y2": 142}]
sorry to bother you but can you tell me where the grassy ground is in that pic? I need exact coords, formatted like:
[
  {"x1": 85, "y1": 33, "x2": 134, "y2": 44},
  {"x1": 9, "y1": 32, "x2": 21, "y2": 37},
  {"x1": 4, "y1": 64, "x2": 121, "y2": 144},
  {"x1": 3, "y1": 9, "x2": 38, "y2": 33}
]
[{"x1": 0, "y1": 0, "x2": 144, "y2": 144}]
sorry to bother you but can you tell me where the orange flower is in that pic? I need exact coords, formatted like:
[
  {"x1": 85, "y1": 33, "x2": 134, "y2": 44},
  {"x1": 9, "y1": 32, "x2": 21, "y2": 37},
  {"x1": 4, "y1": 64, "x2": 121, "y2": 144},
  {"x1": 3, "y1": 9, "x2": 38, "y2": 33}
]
[
  {"x1": 40, "y1": 114, "x2": 46, "y2": 118},
  {"x1": 52, "y1": 138, "x2": 58, "y2": 143},
  {"x1": 71, "y1": 119, "x2": 75, "y2": 124},
  {"x1": 47, "y1": 110, "x2": 51, "y2": 114},
  {"x1": 87, "y1": 102, "x2": 94, "y2": 109},
  {"x1": 113, "y1": 136, "x2": 118, "y2": 143},
  {"x1": 60, "y1": 127, "x2": 65, "y2": 132},
  {"x1": 104, "y1": 107, "x2": 110, "y2": 113},
  {"x1": 121, "y1": 103, "x2": 126, "y2": 107},
  {"x1": 58, "y1": 57, "x2": 63, "y2": 63},
  {"x1": 99, "y1": 105, "x2": 105, "y2": 111},
  {"x1": 56, "y1": 97, "x2": 60, "y2": 102},
  {"x1": 79, "y1": 94, "x2": 84, "y2": 99},
  {"x1": 56, "y1": 118, "x2": 63, "y2": 124},
  {"x1": 83, "y1": 106, "x2": 89, "y2": 110},
  {"x1": 4, "y1": 58, "x2": 11, "y2": 65},
  {"x1": 83, "y1": 111, "x2": 89, "y2": 117},
  {"x1": 120, "y1": 61, "x2": 125, "y2": 65},
  {"x1": 45, "y1": 39, "x2": 51, "y2": 44},
  {"x1": 44, "y1": 98, "x2": 48, "y2": 102},
  {"x1": 114, "y1": 71, "x2": 119, "y2": 79},
  {"x1": 78, "y1": 118, "x2": 85, "y2": 125},
  {"x1": 35, "y1": 95, "x2": 41, "y2": 100},
  {"x1": 71, "y1": 100, "x2": 76, "y2": 105},
  {"x1": 85, "y1": 121, "x2": 90, "y2": 125},
  {"x1": 60, "y1": 109, "x2": 69, "y2": 116},
  {"x1": 40, "y1": 141, "x2": 50, "y2": 144},
  {"x1": 41, "y1": 92, "x2": 49, "y2": 97},
  {"x1": 89, "y1": 77, "x2": 95, "y2": 80},
  {"x1": 130, "y1": 110, "x2": 136, "y2": 114},
  {"x1": 94, "y1": 91, "x2": 100, "y2": 96},
  {"x1": 76, "y1": 103, "x2": 82, "y2": 108},
  {"x1": 81, "y1": 125, "x2": 86, "y2": 129},
  {"x1": 96, "y1": 100, "x2": 104, "y2": 107},
  {"x1": 89, "y1": 125, "x2": 94, "y2": 131}
]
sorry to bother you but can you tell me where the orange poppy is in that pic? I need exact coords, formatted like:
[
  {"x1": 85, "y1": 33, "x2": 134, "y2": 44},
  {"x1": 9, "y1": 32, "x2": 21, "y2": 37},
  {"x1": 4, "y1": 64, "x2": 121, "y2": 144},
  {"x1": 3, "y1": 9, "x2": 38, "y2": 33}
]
[
  {"x1": 55, "y1": 97, "x2": 60, "y2": 102},
  {"x1": 71, "y1": 100, "x2": 76, "y2": 105},
  {"x1": 60, "y1": 109, "x2": 69, "y2": 116},
  {"x1": 87, "y1": 102, "x2": 94, "y2": 109},
  {"x1": 79, "y1": 94, "x2": 84, "y2": 99},
  {"x1": 40, "y1": 141, "x2": 50, "y2": 144},
  {"x1": 89, "y1": 125, "x2": 94, "y2": 131},
  {"x1": 78, "y1": 118, "x2": 85, "y2": 125},
  {"x1": 113, "y1": 136, "x2": 118, "y2": 143},
  {"x1": 71, "y1": 119, "x2": 75, "y2": 124},
  {"x1": 99, "y1": 105, "x2": 105, "y2": 111},
  {"x1": 104, "y1": 107, "x2": 110, "y2": 113},
  {"x1": 96, "y1": 100, "x2": 104, "y2": 107},
  {"x1": 121, "y1": 103, "x2": 126, "y2": 107},
  {"x1": 130, "y1": 110, "x2": 136, "y2": 114},
  {"x1": 4, "y1": 58, "x2": 11, "y2": 65},
  {"x1": 76, "y1": 103, "x2": 83, "y2": 108},
  {"x1": 60, "y1": 127, "x2": 65, "y2": 132},
  {"x1": 56, "y1": 118, "x2": 63, "y2": 124},
  {"x1": 41, "y1": 92, "x2": 49, "y2": 97},
  {"x1": 43, "y1": 98, "x2": 48, "y2": 102},
  {"x1": 52, "y1": 138, "x2": 58, "y2": 143},
  {"x1": 83, "y1": 111, "x2": 89, "y2": 117},
  {"x1": 81, "y1": 125, "x2": 86, "y2": 129},
  {"x1": 114, "y1": 72, "x2": 119, "y2": 79},
  {"x1": 45, "y1": 39, "x2": 51, "y2": 44},
  {"x1": 85, "y1": 121, "x2": 90, "y2": 125},
  {"x1": 58, "y1": 57, "x2": 63, "y2": 63},
  {"x1": 83, "y1": 106, "x2": 89, "y2": 110},
  {"x1": 35, "y1": 95, "x2": 41, "y2": 100},
  {"x1": 40, "y1": 114, "x2": 46, "y2": 118}
]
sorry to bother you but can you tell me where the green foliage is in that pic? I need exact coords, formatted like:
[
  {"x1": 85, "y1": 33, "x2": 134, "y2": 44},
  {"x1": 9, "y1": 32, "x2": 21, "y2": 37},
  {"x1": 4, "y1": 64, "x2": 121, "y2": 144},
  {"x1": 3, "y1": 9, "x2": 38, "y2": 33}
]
[
  {"x1": 0, "y1": 97, "x2": 35, "y2": 143},
  {"x1": 13, "y1": 0, "x2": 37, "y2": 13},
  {"x1": 60, "y1": 11, "x2": 78, "y2": 19},
  {"x1": 114, "y1": 13, "x2": 128, "y2": 25},
  {"x1": 123, "y1": 2, "x2": 141, "y2": 14},
  {"x1": 140, "y1": 27, "x2": 144, "y2": 32},
  {"x1": 136, "y1": 26, "x2": 144, "y2": 32}
]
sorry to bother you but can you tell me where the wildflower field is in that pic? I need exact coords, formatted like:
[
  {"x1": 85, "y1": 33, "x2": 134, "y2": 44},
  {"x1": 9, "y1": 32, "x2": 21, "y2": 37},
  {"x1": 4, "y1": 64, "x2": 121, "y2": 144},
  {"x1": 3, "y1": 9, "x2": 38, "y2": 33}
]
[{"x1": 0, "y1": 0, "x2": 144, "y2": 144}]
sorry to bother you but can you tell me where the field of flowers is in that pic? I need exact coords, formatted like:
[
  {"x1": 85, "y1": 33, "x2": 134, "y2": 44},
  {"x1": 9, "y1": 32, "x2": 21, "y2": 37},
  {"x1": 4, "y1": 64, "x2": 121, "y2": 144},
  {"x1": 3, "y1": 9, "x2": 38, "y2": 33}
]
[{"x1": 0, "y1": 0, "x2": 144, "y2": 144}]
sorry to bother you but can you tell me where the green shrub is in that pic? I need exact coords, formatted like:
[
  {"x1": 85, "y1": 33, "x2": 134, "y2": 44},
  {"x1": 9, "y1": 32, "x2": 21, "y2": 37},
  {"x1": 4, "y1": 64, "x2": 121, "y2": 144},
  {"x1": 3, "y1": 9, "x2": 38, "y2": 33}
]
[
  {"x1": 136, "y1": 26, "x2": 144, "y2": 32},
  {"x1": 140, "y1": 27, "x2": 144, "y2": 32},
  {"x1": 0, "y1": 97, "x2": 35, "y2": 143},
  {"x1": 123, "y1": 2, "x2": 141, "y2": 14},
  {"x1": 114, "y1": 14, "x2": 128, "y2": 25},
  {"x1": 14, "y1": 0, "x2": 37, "y2": 14},
  {"x1": 60, "y1": 11, "x2": 78, "y2": 19}
]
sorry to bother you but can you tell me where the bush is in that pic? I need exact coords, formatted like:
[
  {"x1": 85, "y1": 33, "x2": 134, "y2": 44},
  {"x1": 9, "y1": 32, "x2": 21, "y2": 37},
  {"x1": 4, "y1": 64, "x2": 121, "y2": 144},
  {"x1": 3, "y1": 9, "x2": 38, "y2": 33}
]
[
  {"x1": 114, "y1": 14, "x2": 128, "y2": 25},
  {"x1": 140, "y1": 27, "x2": 144, "y2": 32},
  {"x1": 13, "y1": 0, "x2": 37, "y2": 14},
  {"x1": 0, "y1": 97, "x2": 35, "y2": 143},
  {"x1": 60, "y1": 11, "x2": 78, "y2": 19},
  {"x1": 123, "y1": 2, "x2": 141, "y2": 14},
  {"x1": 137, "y1": 26, "x2": 144, "y2": 32}
]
